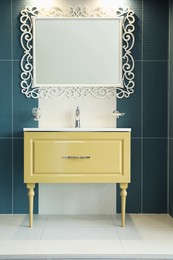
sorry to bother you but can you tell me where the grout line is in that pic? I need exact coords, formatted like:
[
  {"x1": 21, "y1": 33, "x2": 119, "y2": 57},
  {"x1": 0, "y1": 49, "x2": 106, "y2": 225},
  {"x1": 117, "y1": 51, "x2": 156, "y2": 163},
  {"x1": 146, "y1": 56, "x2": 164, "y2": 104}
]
[
  {"x1": 0, "y1": 59, "x2": 27, "y2": 61},
  {"x1": 142, "y1": 60, "x2": 168, "y2": 62},
  {"x1": 133, "y1": 137, "x2": 168, "y2": 139},
  {"x1": 0, "y1": 137, "x2": 22, "y2": 139},
  {"x1": 0, "y1": 60, "x2": 13, "y2": 62},
  {"x1": 133, "y1": 60, "x2": 168, "y2": 62},
  {"x1": 0, "y1": 59, "x2": 168, "y2": 62},
  {"x1": 167, "y1": 0, "x2": 171, "y2": 214},
  {"x1": 11, "y1": 0, "x2": 14, "y2": 214},
  {"x1": 142, "y1": 137, "x2": 167, "y2": 139},
  {"x1": 140, "y1": 0, "x2": 144, "y2": 214},
  {"x1": 39, "y1": 215, "x2": 49, "y2": 242}
]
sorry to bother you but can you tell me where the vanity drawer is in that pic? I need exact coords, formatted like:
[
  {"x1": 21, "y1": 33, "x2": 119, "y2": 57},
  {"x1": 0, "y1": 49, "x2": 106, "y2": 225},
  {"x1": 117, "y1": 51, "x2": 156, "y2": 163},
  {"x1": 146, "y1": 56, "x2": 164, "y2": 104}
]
[
  {"x1": 33, "y1": 140, "x2": 122, "y2": 173},
  {"x1": 24, "y1": 132, "x2": 130, "y2": 183}
]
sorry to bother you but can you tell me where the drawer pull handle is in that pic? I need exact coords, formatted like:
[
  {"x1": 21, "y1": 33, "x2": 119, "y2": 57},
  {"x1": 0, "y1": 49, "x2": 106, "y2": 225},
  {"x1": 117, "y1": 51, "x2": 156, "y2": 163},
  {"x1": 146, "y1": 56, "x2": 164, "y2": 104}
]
[{"x1": 62, "y1": 156, "x2": 91, "y2": 159}]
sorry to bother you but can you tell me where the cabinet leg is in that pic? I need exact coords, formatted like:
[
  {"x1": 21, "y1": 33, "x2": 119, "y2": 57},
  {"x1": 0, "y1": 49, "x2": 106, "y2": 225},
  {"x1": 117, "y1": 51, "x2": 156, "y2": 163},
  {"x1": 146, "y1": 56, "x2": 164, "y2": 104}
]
[
  {"x1": 120, "y1": 183, "x2": 128, "y2": 227},
  {"x1": 26, "y1": 183, "x2": 35, "y2": 228}
]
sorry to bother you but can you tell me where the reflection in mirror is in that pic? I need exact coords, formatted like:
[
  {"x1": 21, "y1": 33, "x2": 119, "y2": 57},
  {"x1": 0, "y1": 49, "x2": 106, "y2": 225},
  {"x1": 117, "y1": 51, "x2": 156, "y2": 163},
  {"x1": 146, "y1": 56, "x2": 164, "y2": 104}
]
[
  {"x1": 20, "y1": 6, "x2": 135, "y2": 99},
  {"x1": 33, "y1": 17, "x2": 122, "y2": 87}
]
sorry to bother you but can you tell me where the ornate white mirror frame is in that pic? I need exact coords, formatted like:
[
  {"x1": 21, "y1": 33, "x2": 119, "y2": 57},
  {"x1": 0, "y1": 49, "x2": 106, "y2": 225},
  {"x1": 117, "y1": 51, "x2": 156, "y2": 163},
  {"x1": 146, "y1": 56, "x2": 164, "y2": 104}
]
[{"x1": 20, "y1": 6, "x2": 135, "y2": 99}]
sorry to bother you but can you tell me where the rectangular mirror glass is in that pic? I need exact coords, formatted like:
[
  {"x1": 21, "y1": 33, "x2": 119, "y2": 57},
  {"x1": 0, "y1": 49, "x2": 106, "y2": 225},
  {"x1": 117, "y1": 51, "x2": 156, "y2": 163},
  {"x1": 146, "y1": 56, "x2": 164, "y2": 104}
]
[{"x1": 33, "y1": 17, "x2": 123, "y2": 88}]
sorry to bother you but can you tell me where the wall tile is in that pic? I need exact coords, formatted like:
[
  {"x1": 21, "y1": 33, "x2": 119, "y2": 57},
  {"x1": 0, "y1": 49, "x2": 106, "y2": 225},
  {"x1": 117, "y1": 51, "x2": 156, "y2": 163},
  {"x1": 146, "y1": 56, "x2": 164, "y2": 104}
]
[
  {"x1": 143, "y1": 139, "x2": 167, "y2": 213},
  {"x1": 12, "y1": 1, "x2": 23, "y2": 61},
  {"x1": 0, "y1": 0, "x2": 11, "y2": 60},
  {"x1": 127, "y1": 139, "x2": 142, "y2": 213},
  {"x1": 169, "y1": 0, "x2": 173, "y2": 217},
  {"x1": 170, "y1": 82, "x2": 173, "y2": 138},
  {"x1": 169, "y1": 85, "x2": 173, "y2": 138},
  {"x1": 0, "y1": 61, "x2": 12, "y2": 137},
  {"x1": 0, "y1": 139, "x2": 12, "y2": 213},
  {"x1": 168, "y1": 50, "x2": 173, "y2": 138},
  {"x1": 117, "y1": 139, "x2": 142, "y2": 213},
  {"x1": 143, "y1": 61, "x2": 168, "y2": 138},
  {"x1": 169, "y1": 2, "x2": 173, "y2": 140},
  {"x1": 13, "y1": 139, "x2": 38, "y2": 213},
  {"x1": 12, "y1": 0, "x2": 41, "y2": 60},
  {"x1": 13, "y1": 61, "x2": 38, "y2": 137},
  {"x1": 169, "y1": 139, "x2": 173, "y2": 217},
  {"x1": 117, "y1": 61, "x2": 141, "y2": 138},
  {"x1": 126, "y1": 0, "x2": 142, "y2": 62},
  {"x1": 143, "y1": 0, "x2": 169, "y2": 61}
]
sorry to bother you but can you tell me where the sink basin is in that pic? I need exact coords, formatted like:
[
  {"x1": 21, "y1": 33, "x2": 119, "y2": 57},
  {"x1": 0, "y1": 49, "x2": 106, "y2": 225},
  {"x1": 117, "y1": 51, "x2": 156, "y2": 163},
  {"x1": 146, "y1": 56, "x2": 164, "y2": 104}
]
[{"x1": 23, "y1": 127, "x2": 131, "y2": 132}]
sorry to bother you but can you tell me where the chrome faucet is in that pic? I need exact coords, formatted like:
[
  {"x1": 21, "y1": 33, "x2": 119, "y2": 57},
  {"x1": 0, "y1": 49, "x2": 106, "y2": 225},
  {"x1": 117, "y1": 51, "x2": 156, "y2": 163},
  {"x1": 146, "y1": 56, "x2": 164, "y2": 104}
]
[{"x1": 75, "y1": 106, "x2": 80, "y2": 128}]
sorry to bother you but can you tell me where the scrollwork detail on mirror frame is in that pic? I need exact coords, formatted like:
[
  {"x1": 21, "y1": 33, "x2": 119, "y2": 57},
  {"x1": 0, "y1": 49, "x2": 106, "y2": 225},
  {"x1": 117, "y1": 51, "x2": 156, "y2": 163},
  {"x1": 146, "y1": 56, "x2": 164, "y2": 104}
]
[{"x1": 20, "y1": 6, "x2": 135, "y2": 99}]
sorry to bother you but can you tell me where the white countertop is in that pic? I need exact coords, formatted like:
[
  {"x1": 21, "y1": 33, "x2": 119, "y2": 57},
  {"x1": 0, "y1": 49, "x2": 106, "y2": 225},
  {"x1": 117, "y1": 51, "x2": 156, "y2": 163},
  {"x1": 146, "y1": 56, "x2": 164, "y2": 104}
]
[{"x1": 23, "y1": 127, "x2": 131, "y2": 132}]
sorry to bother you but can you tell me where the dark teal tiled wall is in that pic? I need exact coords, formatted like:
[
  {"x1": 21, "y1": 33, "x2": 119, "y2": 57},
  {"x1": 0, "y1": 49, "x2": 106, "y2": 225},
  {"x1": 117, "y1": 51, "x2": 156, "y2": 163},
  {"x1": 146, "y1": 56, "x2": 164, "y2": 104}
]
[
  {"x1": 0, "y1": 0, "x2": 169, "y2": 214},
  {"x1": 117, "y1": 0, "x2": 168, "y2": 213},
  {"x1": 0, "y1": 0, "x2": 38, "y2": 213},
  {"x1": 169, "y1": 1, "x2": 173, "y2": 217},
  {"x1": 0, "y1": 140, "x2": 12, "y2": 213}
]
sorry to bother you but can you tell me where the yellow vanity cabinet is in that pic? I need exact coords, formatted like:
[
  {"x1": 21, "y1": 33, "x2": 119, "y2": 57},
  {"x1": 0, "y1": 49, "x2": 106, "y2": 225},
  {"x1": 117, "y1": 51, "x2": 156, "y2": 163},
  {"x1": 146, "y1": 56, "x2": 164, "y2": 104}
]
[{"x1": 24, "y1": 130, "x2": 131, "y2": 227}]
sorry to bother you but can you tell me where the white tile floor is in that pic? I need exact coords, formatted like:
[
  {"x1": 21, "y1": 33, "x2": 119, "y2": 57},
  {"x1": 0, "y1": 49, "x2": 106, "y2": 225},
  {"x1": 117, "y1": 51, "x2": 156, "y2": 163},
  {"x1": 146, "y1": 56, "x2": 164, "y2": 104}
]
[{"x1": 0, "y1": 214, "x2": 173, "y2": 259}]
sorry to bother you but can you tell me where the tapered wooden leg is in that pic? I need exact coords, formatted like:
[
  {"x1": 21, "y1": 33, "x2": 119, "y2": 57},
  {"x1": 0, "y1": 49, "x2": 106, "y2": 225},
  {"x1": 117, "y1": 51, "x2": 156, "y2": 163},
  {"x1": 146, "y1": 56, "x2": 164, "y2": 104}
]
[
  {"x1": 120, "y1": 183, "x2": 128, "y2": 227},
  {"x1": 26, "y1": 183, "x2": 35, "y2": 228}
]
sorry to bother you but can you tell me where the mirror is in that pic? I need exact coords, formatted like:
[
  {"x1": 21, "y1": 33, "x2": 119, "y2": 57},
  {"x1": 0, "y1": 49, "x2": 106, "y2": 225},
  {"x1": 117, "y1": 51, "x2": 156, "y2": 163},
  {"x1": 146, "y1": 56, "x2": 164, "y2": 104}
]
[
  {"x1": 20, "y1": 6, "x2": 135, "y2": 99},
  {"x1": 33, "y1": 17, "x2": 122, "y2": 87}
]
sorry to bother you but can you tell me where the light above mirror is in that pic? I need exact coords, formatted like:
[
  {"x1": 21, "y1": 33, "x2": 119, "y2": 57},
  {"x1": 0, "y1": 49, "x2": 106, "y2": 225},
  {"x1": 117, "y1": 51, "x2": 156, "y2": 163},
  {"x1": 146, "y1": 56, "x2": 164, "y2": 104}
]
[
  {"x1": 34, "y1": 0, "x2": 57, "y2": 9},
  {"x1": 20, "y1": 6, "x2": 135, "y2": 99}
]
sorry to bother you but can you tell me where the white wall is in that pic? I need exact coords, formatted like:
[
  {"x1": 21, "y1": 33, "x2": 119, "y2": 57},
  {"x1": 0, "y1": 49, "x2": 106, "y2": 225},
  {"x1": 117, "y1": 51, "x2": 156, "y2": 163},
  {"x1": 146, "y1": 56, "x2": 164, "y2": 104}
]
[{"x1": 38, "y1": 96, "x2": 117, "y2": 214}]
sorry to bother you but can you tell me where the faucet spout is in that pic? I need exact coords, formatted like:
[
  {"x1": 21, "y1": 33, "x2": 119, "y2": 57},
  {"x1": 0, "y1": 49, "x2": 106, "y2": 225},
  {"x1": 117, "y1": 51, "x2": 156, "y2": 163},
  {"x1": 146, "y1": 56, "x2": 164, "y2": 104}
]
[{"x1": 75, "y1": 106, "x2": 80, "y2": 128}]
